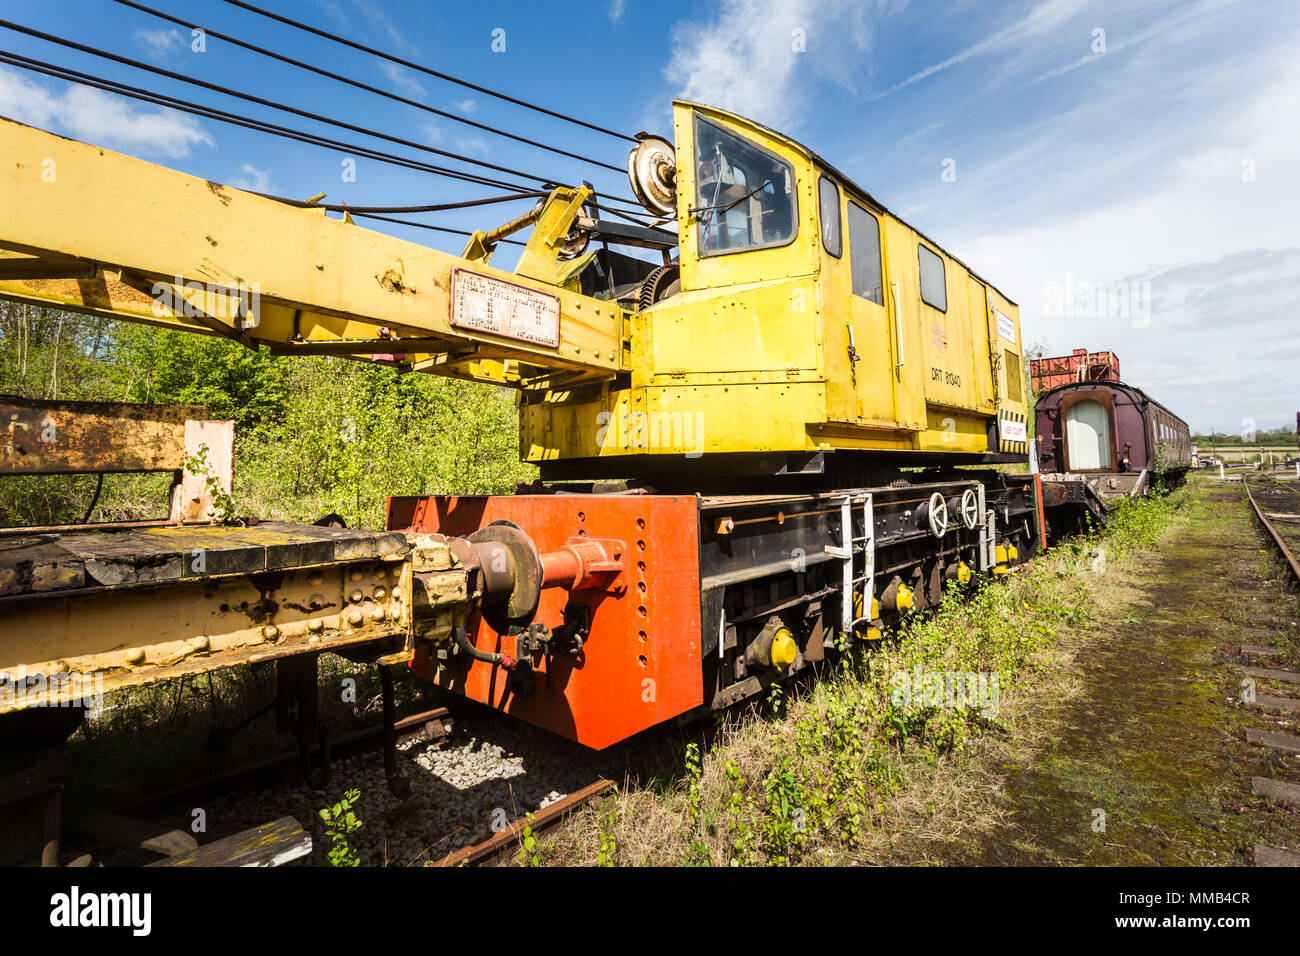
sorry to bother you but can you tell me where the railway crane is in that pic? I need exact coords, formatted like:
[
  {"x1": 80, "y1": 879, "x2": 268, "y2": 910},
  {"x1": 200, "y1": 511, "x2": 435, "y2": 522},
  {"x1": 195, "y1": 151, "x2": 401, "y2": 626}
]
[{"x1": 0, "y1": 101, "x2": 1040, "y2": 792}]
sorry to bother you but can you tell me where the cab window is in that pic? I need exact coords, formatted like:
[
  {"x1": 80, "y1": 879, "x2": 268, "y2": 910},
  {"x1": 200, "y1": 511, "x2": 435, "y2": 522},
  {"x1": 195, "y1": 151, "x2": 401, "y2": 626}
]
[
  {"x1": 694, "y1": 116, "x2": 797, "y2": 256},
  {"x1": 918, "y1": 244, "x2": 947, "y2": 311},
  {"x1": 818, "y1": 176, "x2": 841, "y2": 258},
  {"x1": 848, "y1": 202, "x2": 883, "y2": 305}
]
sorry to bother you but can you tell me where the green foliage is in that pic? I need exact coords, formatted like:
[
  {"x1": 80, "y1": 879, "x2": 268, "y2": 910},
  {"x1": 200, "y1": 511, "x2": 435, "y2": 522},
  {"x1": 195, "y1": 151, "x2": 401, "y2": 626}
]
[
  {"x1": 0, "y1": 303, "x2": 533, "y2": 530},
  {"x1": 722, "y1": 760, "x2": 754, "y2": 867},
  {"x1": 108, "y1": 323, "x2": 289, "y2": 430},
  {"x1": 233, "y1": 357, "x2": 533, "y2": 528},
  {"x1": 595, "y1": 794, "x2": 619, "y2": 867},
  {"x1": 1192, "y1": 427, "x2": 1295, "y2": 445},
  {"x1": 516, "y1": 814, "x2": 540, "y2": 867},
  {"x1": 1099, "y1": 487, "x2": 1186, "y2": 557},
  {"x1": 318, "y1": 788, "x2": 363, "y2": 867},
  {"x1": 681, "y1": 742, "x2": 712, "y2": 866},
  {"x1": 181, "y1": 442, "x2": 238, "y2": 523}
]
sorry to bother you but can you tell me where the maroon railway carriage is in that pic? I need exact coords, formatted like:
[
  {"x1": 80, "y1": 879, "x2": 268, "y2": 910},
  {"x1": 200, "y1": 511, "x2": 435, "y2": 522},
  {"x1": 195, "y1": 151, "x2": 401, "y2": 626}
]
[{"x1": 1035, "y1": 379, "x2": 1191, "y2": 507}]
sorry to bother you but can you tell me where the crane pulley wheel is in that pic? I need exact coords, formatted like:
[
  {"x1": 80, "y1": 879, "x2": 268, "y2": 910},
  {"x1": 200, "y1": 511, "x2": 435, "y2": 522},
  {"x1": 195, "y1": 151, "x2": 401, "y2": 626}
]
[{"x1": 627, "y1": 135, "x2": 677, "y2": 216}]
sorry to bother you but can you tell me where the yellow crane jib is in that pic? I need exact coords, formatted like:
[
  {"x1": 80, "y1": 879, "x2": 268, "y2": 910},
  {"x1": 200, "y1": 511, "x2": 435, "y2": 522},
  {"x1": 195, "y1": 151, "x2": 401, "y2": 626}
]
[{"x1": 0, "y1": 118, "x2": 623, "y2": 390}]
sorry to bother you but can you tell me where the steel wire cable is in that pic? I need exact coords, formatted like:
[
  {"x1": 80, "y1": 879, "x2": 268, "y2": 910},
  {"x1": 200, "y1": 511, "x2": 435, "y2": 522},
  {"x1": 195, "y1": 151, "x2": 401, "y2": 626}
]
[
  {"x1": 0, "y1": 57, "x2": 531, "y2": 250},
  {"x1": 0, "y1": 19, "x2": 653, "y2": 216},
  {"x1": 0, "y1": 50, "x2": 542, "y2": 194},
  {"x1": 214, "y1": 0, "x2": 636, "y2": 143},
  {"x1": 109, "y1": 0, "x2": 626, "y2": 173},
  {"x1": 0, "y1": 53, "x2": 651, "y2": 246},
  {"x1": 1, "y1": 50, "x2": 669, "y2": 238},
  {"x1": 254, "y1": 190, "x2": 549, "y2": 214},
  {"x1": 348, "y1": 213, "x2": 526, "y2": 246}
]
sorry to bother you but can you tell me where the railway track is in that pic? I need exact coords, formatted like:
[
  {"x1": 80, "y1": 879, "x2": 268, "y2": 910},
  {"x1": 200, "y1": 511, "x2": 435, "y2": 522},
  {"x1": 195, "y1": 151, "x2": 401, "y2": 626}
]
[
  {"x1": 430, "y1": 778, "x2": 616, "y2": 867},
  {"x1": 49, "y1": 705, "x2": 455, "y2": 867},
  {"x1": 1245, "y1": 475, "x2": 1300, "y2": 587},
  {"x1": 120, "y1": 705, "x2": 455, "y2": 818}
]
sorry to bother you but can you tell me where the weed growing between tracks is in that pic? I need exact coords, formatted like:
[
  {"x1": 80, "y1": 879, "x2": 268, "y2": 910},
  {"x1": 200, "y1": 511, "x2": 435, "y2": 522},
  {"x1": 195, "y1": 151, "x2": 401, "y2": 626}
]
[
  {"x1": 320, "y1": 788, "x2": 364, "y2": 867},
  {"x1": 540, "y1": 489, "x2": 1188, "y2": 866}
]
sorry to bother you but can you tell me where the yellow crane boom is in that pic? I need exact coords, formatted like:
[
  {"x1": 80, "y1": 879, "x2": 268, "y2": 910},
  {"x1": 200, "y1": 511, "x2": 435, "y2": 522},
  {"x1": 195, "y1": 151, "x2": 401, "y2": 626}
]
[{"x1": 0, "y1": 117, "x2": 623, "y2": 388}]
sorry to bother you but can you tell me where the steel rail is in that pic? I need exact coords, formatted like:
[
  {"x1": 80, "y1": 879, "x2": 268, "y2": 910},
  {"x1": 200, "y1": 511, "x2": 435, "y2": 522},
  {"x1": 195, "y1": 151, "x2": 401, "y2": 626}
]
[
  {"x1": 120, "y1": 706, "x2": 454, "y2": 816},
  {"x1": 1244, "y1": 478, "x2": 1300, "y2": 587},
  {"x1": 429, "y1": 778, "x2": 616, "y2": 867}
]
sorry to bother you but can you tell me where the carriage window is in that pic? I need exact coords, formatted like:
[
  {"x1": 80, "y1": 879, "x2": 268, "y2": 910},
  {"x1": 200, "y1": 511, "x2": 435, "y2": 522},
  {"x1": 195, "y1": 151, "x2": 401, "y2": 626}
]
[
  {"x1": 818, "y1": 176, "x2": 841, "y2": 258},
  {"x1": 918, "y1": 244, "x2": 947, "y2": 311},
  {"x1": 694, "y1": 116, "x2": 797, "y2": 257},
  {"x1": 848, "y1": 203, "x2": 883, "y2": 305}
]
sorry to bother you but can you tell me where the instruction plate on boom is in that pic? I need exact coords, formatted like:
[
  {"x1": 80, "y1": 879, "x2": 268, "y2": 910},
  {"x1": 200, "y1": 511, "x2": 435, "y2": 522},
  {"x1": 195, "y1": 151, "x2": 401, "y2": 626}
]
[{"x1": 450, "y1": 268, "x2": 561, "y2": 348}]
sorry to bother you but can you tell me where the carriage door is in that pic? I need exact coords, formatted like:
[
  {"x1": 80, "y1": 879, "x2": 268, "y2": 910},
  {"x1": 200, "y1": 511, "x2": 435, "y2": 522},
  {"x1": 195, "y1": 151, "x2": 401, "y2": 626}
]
[{"x1": 1065, "y1": 398, "x2": 1113, "y2": 470}]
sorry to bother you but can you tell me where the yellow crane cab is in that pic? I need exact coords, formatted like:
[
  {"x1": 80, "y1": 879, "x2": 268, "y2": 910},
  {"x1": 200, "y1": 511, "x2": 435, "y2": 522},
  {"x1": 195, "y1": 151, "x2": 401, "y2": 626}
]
[{"x1": 525, "y1": 101, "x2": 1028, "y2": 484}]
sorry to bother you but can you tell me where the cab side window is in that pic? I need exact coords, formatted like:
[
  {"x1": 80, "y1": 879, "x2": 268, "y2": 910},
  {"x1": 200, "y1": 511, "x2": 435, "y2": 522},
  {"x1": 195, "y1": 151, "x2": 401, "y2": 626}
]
[
  {"x1": 918, "y1": 244, "x2": 947, "y2": 311},
  {"x1": 818, "y1": 176, "x2": 841, "y2": 258},
  {"x1": 847, "y1": 202, "x2": 883, "y2": 305}
]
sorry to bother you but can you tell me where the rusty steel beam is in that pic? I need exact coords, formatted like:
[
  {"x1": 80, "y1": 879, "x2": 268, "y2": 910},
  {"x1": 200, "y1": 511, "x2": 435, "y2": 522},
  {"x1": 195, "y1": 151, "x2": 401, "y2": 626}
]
[
  {"x1": 0, "y1": 523, "x2": 424, "y2": 713},
  {"x1": 0, "y1": 396, "x2": 206, "y2": 475}
]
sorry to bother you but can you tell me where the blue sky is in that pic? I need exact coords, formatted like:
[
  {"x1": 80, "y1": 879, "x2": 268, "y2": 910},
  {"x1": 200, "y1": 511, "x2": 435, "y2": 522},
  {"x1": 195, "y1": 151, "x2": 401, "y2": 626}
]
[{"x1": 1, "y1": 0, "x2": 1295, "y2": 432}]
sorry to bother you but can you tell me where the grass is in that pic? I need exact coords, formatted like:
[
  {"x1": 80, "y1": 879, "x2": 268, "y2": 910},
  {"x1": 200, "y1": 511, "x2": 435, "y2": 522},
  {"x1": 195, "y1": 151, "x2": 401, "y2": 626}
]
[{"x1": 535, "y1": 488, "x2": 1190, "y2": 866}]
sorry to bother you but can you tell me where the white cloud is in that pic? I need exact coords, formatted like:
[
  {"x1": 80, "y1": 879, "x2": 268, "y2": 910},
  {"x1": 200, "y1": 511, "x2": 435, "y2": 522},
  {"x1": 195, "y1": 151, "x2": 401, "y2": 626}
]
[
  {"x1": 895, "y1": 121, "x2": 949, "y2": 146},
  {"x1": 454, "y1": 98, "x2": 477, "y2": 115},
  {"x1": 378, "y1": 61, "x2": 425, "y2": 99},
  {"x1": 1029, "y1": 0, "x2": 1241, "y2": 85},
  {"x1": 868, "y1": 0, "x2": 1091, "y2": 101},
  {"x1": 313, "y1": 0, "x2": 411, "y2": 53},
  {"x1": 228, "y1": 164, "x2": 276, "y2": 194},
  {"x1": 0, "y1": 68, "x2": 213, "y2": 159},
  {"x1": 455, "y1": 136, "x2": 489, "y2": 157},
  {"x1": 135, "y1": 27, "x2": 184, "y2": 59},
  {"x1": 939, "y1": 10, "x2": 1300, "y2": 431},
  {"x1": 610, "y1": 0, "x2": 626, "y2": 23},
  {"x1": 664, "y1": 0, "x2": 898, "y2": 131}
]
